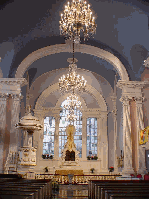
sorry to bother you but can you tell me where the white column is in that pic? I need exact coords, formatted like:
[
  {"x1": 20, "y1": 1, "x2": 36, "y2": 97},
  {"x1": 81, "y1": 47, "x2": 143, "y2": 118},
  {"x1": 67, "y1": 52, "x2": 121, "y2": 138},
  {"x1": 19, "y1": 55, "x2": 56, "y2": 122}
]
[
  {"x1": 111, "y1": 96, "x2": 118, "y2": 173},
  {"x1": 10, "y1": 94, "x2": 21, "y2": 152},
  {"x1": 33, "y1": 111, "x2": 44, "y2": 163},
  {"x1": 120, "y1": 96, "x2": 134, "y2": 174},
  {"x1": 100, "y1": 112, "x2": 108, "y2": 173},
  {"x1": 117, "y1": 80, "x2": 145, "y2": 175},
  {"x1": 136, "y1": 97, "x2": 146, "y2": 174},
  {"x1": 54, "y1": 115, "x2": 60, "y2": 160},
  {"x1": 82, "y1": 115, "x2": 87, "y2": 160},
  {"x1": 0, "y1": 94, "x2": 7, "y2": 173}
]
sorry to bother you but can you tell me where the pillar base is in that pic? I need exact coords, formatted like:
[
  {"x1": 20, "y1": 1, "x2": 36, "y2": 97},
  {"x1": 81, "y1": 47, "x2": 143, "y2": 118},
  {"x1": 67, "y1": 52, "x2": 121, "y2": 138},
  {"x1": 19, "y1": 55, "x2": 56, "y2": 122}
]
[
  {"x1": 122, "y1": 167, "x2": 134, "y2": 175},
  {"x1": 137, "y1": 167, "x2": 148, "y2": 175}
]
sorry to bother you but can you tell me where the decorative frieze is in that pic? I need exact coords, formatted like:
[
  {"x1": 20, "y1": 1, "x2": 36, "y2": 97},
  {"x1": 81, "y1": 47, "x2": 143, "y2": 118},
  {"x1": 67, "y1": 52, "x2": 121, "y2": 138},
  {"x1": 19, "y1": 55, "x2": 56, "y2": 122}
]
[{"x1": 117, "y1": 80, "x2": 145, "y2": 89}]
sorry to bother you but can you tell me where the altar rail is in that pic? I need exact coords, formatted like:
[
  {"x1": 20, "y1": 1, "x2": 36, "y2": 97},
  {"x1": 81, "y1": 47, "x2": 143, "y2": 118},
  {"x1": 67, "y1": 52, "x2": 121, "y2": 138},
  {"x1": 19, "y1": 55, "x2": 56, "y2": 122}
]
[{"x1": 35, "y1": 174, "x2": 122, "y2": 184}]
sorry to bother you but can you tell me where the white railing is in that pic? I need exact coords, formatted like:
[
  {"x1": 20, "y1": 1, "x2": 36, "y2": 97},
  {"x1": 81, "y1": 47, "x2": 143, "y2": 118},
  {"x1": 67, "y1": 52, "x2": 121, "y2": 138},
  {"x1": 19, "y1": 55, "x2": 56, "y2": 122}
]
[{"x1": 35, "y1": 174, "x2": 122, "y2": 184}]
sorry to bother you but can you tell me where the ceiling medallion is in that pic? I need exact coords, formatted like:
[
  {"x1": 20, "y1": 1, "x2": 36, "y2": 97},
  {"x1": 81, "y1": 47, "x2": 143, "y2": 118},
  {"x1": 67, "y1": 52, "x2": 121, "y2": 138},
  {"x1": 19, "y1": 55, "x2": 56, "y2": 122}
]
[{"x1": 59, "y1": 0, "x2": 97, "y2": 42}]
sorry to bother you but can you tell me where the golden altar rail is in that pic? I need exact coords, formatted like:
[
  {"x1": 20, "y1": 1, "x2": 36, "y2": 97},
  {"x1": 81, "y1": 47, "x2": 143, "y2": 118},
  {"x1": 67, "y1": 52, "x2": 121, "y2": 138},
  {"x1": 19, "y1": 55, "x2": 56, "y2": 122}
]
[{"x1": 34, "y1": 174, "x2": 122, "y2": 184}]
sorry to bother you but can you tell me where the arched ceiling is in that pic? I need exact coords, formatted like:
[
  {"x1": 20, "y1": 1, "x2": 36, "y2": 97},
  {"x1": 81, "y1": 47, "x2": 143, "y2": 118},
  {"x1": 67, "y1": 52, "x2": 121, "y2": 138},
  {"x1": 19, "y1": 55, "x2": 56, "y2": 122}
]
[{"x1": 0, "y1": 0, "x2": 149, "y2": 89}]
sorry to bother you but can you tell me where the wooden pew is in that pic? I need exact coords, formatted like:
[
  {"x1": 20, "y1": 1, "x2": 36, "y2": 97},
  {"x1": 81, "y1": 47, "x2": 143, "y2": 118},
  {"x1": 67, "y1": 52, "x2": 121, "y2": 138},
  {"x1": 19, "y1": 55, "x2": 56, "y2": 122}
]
[
  {"x1": 0, "y1": 192, "x2": 35, "y2": 199},
  {"x1": 88, "y1": 180, "x2": 149, "y2": 199},
  {"x1": 105, "y1": 189, "x2": 149, "y2": 199},
  {"x1": 0, "y1": 178, "x2": 52, "y2": 199},
  {"x1": 100, "y1": 185, "x2": 149, "y2": 199},
  {"x1": 109, "y1": 192, "x2": 149, "y2": 199}
]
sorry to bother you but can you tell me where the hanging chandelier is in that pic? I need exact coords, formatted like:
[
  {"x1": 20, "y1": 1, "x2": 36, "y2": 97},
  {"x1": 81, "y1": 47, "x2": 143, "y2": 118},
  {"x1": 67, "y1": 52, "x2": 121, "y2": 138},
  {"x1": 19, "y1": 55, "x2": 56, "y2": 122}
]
[
  {"x1": 59, "y1": 57, "x2": 87, "y2": 94},
  {"x1": 64, "y1": 93, "x2": 82, "y2": 123},
  {"x1": 59, "y1": 0, "x2": 97, "y2": 42},
  {"x1": 64, "y1": 93, "x2": 82, "y2": 110}
]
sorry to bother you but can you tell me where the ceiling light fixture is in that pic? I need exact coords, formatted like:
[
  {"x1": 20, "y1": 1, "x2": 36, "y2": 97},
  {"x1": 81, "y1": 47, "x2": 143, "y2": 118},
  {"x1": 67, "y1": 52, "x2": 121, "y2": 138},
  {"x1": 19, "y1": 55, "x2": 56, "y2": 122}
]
[{"x1": 59, "y1": 0, "x2": 97, "y2": 43}]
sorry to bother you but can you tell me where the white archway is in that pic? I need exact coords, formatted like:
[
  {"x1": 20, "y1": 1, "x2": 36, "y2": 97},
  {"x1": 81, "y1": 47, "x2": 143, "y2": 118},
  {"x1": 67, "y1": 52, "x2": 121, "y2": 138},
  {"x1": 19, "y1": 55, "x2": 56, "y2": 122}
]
[
  {"x1": 15, "y1": 44, "x2": 129, "y2": 81},
  {"x1": 35, "y1": 83, "x2": 107, "y2": 112}
]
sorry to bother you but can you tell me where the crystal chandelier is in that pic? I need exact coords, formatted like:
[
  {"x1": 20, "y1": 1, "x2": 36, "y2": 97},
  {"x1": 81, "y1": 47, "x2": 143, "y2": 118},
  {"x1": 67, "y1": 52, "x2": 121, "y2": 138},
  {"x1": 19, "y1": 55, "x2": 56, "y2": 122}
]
[
  {"x1": 59, "y1": 0, "x2": 97, "y2": 42},
  {"x1": 64, "y1": 93, "x2": 82, "y2": 123},
  {"x1": 59, "y1": 57, "x2": 87, "y2": 94},
  {"x1": 64, "y1": 93, "x2": 82, "y2": 110}
]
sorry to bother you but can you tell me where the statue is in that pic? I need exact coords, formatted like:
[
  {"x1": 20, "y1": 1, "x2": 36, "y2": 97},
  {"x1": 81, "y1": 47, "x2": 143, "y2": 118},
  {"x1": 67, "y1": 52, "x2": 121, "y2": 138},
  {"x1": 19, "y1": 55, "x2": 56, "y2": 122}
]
[{"x1": 66, "y1": 124, "x2": 76, "y2": 152}]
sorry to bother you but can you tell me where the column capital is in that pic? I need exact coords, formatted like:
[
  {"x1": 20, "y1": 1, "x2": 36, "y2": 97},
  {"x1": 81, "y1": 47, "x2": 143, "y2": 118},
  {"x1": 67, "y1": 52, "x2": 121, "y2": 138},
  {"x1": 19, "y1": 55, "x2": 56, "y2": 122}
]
[
  {"x1": 117, "y1": 80, "x2": 145, "y2": 90},
  {"x1": 0, "y1": 78, "x2": 26, "y2": 97}
]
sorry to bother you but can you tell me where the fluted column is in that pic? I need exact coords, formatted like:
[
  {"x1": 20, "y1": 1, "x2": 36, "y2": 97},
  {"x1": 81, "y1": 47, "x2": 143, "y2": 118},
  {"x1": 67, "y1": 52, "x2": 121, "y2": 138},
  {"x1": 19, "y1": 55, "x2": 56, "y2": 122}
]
[
  {"x1": 33, "y1": 111, "x2": 44, "y2": 163},
  {"x1": 117, "y1": 80, "x2": 145, "y2": 175},
  {"x1": 82, "y1": 115, "x2": 87, "y2": 160},
  {"x1": 0, "y1": 94, "x2": 7, "y2": 173},
  {"x1": 100, "y1": 112, "x2": 108, "y2": 173},
  {"x1": 0, "y1": 78, "x2": 25, "y2": 173},
  {"x1": 120, "y1": 96, "x2": 134, "y2": 174},
  {"x1": 10, "y1": 94, "x2": 22, "y2": 152},
  {"x1": 136, "y1": 97, "x2": 147, "y2": 174},
  {"x1": 111, "y1": 96, "x2": 118, "y2": 173},
  {"x1": 54, "y1": 115, "x2": 60, "y2": 160}
]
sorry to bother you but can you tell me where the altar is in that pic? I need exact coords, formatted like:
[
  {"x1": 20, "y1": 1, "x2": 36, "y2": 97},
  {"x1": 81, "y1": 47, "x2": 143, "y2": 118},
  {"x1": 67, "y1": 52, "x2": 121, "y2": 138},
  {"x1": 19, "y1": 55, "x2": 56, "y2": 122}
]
[
  {"x1": 55, "y1": 170, "x2": 84, "y2": 175},
  {"x1": 60, "y1": 124, "x2": 80, "y2": 168}
]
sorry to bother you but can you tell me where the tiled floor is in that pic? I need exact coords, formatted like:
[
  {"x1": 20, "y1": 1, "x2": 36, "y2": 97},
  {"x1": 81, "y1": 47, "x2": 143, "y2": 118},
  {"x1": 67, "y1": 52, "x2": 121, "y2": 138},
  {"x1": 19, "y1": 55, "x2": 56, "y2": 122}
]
[{"x1": 52, "y1": 184, "x2": 88, "y2": 199}]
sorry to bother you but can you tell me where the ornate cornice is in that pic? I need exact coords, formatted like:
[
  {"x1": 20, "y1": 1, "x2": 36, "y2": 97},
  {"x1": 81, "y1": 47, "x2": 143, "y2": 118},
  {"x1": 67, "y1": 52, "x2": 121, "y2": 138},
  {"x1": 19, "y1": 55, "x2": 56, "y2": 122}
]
[
  {"x1": 0, "y1": 93, "x2": 22, "y2": 99},
  {"x1": 0, "y1": 78, "x2": 26, "y2": 86},
  {"x1": 117, "y1": 80, "x2": 145, "y2": 90},
  {"x1": 120, "y1": 96, "x2": 144, "y2": 105}
]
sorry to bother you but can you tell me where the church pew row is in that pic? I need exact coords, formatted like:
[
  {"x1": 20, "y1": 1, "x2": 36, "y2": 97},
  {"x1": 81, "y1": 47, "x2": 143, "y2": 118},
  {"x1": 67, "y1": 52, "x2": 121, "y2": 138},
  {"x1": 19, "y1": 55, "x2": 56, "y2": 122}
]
[
  {"x1": 0, "y1": 184, "x2": 51, "y2": 199},
  {"x1": 89, "y1": 180, "x2": 149, "y2": 198},
  {"x1": 88, "y1": 180, "x2": 149, "y2": 199},
  {"x1": 0, "y1": 178, "x2": 52, "y2": 199},
  {"x1": 104, "y1": 189, "x2": 149, "y2": 199},
  {"x1": 109, "y1": 193, "x2": 149, "y2": 199},
  {"x1": 100, "y1": 185, "x2": 149, "y2": 199}
]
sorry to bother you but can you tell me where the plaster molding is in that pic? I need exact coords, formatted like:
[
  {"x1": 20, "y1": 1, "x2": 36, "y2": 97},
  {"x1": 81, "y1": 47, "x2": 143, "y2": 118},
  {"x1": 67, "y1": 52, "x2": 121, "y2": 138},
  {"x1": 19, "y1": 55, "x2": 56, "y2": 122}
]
[
  {"x1": 15, "y1": 44, "x2": 129, "y2": 81},
  {"x1": 0, "y1": 78, "x2": 26, "y2": 96},
  {"x1": 0, "y1": 78, "x2": 26, "y2": 86},
  {"x1": 117, "y1": 80, "x2": 145, "y2": 90},
  {"x1": 35, "y1": 83, "x2": 107, "y2": 112}
]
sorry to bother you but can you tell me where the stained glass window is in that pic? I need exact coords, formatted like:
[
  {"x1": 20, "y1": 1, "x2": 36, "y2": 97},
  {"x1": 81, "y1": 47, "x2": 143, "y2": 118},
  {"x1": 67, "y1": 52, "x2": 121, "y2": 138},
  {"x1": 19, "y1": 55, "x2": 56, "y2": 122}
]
[
  {"x1": 59, "y1": 100, "x2": 82, "y2": 157},
  {"x1": 87, "y1": 117, "x2": 97, "y2": 156},
  {"x1": 43, "y1": 116, "x2": 55, "y2": 156}
]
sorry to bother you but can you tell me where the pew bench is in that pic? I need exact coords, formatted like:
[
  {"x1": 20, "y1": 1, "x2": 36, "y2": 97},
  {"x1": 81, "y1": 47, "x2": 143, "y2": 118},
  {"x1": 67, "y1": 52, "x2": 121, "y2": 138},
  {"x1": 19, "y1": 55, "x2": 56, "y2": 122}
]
[
  {"x1": 104, "y1": 189, "x2": 149, "y2": 199},
  {"x1": 88, "y1": 180, "x2": 149, "y2": 199},
  {"x1": 0, "y1": 178, "x2": 52, "y2": 199}
]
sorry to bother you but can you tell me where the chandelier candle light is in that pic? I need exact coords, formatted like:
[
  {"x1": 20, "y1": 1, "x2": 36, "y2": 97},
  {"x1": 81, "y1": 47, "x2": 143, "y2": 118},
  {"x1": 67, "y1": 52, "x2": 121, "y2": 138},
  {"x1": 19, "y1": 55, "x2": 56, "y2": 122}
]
[
  {"x1": 59, "y1": 58, "x2": 87, "y2": 94},
  {"x1": 59, "y1": 0, "x2": 97, "y2": 42}
]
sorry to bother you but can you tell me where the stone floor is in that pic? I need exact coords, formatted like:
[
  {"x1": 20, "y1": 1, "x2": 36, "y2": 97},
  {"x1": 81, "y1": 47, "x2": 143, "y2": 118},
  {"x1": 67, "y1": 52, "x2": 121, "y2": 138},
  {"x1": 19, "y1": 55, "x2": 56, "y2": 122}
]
[{"x1": 52, "y1": 184, "x2": 88, "y2": 199}]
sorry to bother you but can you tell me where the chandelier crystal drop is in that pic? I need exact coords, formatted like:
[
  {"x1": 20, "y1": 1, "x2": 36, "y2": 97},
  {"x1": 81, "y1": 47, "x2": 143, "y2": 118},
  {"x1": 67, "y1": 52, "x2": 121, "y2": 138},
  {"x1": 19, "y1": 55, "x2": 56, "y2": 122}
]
[
  {"x1": 64, "y1": 93, "x2": 82, "y2": 123},
  {"x1": 59, "y1": 0, "x2": 97, "y2": 42},
  {"x1": 59, "y1": 58, "x2": 87, "y2": 94},
  {"x1": 63, "y1": 93, "x2": 82, "y2": 110}
]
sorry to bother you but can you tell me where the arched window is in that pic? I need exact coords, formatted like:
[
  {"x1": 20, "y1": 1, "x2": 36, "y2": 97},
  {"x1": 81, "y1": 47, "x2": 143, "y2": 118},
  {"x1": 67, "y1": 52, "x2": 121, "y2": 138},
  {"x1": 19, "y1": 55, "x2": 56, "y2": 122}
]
[
  {"x1": 59, "y1": 99, "x2": 82, "y2": 157},
  {"x1": 43, "y1": 116, "x2": 55, "y2": 157},
  {"x1": 87, "y1": 117, "x2": 97, "y2": 157}
]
